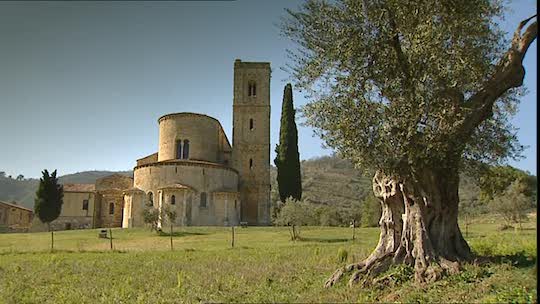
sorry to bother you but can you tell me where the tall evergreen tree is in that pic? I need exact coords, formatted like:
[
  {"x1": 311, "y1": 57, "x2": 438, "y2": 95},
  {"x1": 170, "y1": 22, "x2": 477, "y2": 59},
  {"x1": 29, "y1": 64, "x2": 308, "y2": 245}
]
[
  {"x1": 274, "y1": 83, "x2": 302, "y2": 202},
  {"x1": 34, "y1": 169, "x2": 64, "y2": 251}
]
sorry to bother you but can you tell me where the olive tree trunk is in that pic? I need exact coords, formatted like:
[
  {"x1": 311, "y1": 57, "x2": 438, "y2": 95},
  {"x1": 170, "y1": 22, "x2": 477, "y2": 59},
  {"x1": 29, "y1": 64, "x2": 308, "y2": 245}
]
[{"x1": 325, "y1": 169, "x2": 470, "y2": 286}]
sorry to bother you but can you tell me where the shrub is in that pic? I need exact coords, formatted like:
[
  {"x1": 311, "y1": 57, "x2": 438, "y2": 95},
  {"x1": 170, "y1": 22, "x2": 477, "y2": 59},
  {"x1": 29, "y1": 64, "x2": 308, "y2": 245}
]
[
  {"x1": 337, "y1": 248, "x2": 348, "y2": 263},
  {"x1": 274, "y1": 198, "x2": 317, "y2": 227},
  {"x1": 142, "y1": 208, "x2": 160, "y2": 232},
  {"x1": 489, "y1": 180, "x2": 533, "y2": 230}
]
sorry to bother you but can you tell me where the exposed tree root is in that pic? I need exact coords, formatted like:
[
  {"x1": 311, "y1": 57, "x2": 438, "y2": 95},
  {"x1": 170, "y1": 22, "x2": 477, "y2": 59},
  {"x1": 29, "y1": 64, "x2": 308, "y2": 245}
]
[{"x1": 325, "y1": 251, "x2": 461, "y2": 288}]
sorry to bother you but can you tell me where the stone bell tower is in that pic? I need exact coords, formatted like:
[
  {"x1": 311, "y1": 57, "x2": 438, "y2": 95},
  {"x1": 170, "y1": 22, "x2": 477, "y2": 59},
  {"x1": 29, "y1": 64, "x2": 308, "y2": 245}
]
[{"x1": 231, "y1": 59, "x2": 271, "y2": 225}]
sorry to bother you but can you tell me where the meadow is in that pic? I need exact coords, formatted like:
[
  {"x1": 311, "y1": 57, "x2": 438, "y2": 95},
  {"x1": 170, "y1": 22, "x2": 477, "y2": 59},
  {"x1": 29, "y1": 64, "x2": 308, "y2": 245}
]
[{"x1": 0, "y1": 219, "x2": 536, "y2": 303}]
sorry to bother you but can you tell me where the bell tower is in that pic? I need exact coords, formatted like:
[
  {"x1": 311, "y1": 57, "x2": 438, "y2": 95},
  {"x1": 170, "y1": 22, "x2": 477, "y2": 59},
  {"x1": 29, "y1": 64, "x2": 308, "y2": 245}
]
[{"x1": 231, "y1": 59, "x2": 271, "y2": 225}]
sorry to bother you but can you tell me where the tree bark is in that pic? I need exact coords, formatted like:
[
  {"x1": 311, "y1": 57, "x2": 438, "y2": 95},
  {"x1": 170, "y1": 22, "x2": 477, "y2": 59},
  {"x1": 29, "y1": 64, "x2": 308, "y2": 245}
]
[
  {"x1": 325, "y1": 169, "x2": 470, "y2": 287},
  {"x1": 48, "y1": 223, "x2": 54, "y2": 252}
]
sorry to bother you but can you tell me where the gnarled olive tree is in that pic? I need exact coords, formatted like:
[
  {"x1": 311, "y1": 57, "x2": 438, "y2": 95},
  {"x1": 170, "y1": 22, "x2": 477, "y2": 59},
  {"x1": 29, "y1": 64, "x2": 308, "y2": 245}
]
[{"x1": 281, "y1": 0, "x2": 537, "y2": 286}]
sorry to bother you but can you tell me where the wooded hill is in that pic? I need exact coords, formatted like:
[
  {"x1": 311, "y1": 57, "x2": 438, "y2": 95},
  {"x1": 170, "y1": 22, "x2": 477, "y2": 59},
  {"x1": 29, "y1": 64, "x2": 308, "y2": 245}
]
[{"x1": 0, "y1": 156, "x2": 534, "y2": 213}]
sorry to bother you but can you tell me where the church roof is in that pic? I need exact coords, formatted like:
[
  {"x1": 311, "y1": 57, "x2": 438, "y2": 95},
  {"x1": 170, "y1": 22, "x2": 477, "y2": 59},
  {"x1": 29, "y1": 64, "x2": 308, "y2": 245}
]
[
  {"x1": 123, "y1": 187, "x2": 144, "y2": 193},
  {"x1": 0, "y1": 200, "x2": 33, "y2": 212},
  {"x1": 157, "y1": 183, "x2": 194, "y2": 190},
  {"x1": 63, "y1": 183, "x2": 95, "y2": 192}
]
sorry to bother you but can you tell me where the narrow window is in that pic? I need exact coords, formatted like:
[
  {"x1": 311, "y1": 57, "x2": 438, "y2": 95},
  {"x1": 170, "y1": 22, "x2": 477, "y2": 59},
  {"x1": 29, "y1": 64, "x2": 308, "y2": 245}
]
[
  {"x1": 200, "y1": 192, "x2": 207, "y2": 208},
  {"x1": 234, "y1": 200, "x2": 237, "y2": 209},
  {"x1": 82, "y1": 199, "x2": 89, "y2": 210},
  {"x1": 176, "y1": 139, "x2": 182, "y2": 159},
  {"x1": 183, "y1": 139, "x2": 190, "y2": 159},
  {"x1": 147, "y1": 192, "x2": 154, "y2": 207},
  {"x1": 249, "y1": 118, "x2": 254, "y2": 130},
  {"x1": 171, "y1": 195, "x2": 176, "y2": 205},
  {"x1": 249, "y1": 158, "x2": 253, "y2": 170},
  {"x1": 109, "y1": 202, "x2": 115, "y2": 215},
  {"x1": 248, "y1": 81, "x2": 257, "y2": 97}
]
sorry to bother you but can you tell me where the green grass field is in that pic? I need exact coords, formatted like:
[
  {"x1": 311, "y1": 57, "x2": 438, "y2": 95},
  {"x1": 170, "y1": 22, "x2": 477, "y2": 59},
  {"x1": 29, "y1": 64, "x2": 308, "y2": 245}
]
[{"x1": 0, "y1": 221, "x2": 536, "y2": 303}]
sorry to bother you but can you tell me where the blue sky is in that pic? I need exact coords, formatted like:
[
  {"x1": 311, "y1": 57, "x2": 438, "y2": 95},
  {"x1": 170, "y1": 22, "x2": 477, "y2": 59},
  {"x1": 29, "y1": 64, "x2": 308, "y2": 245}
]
[{"x1": 0, "y1": 0, "x2": 536, "y2": 178}]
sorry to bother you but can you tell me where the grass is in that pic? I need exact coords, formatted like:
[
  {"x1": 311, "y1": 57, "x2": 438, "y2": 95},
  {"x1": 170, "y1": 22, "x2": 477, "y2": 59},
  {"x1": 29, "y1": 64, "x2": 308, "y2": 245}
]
[{"x1": 0, "y1": 221, "x2": 536, "y2": 303}]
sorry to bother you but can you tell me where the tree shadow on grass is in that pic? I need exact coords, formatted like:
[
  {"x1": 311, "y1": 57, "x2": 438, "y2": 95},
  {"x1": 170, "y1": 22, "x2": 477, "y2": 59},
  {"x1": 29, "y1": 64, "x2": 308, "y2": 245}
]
[
  {"x1": 157, "y1": 231, "x2": 207, "y2": 237},
  {"x1": 298, "y1": 237, "x2": 351, "y2": 243},
  {"x1": 475, "y1": 251, "x2": 536, "y2": 268}
]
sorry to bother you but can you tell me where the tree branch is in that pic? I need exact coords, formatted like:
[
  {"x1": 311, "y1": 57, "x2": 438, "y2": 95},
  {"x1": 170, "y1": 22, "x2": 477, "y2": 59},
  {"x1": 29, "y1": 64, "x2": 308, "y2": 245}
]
[
  {"x1": 459, "y1": 15, "x2": 537, "y2": 136},
  {"x1": 386, "y1": 7, "x2": 413, "y2": 90}
]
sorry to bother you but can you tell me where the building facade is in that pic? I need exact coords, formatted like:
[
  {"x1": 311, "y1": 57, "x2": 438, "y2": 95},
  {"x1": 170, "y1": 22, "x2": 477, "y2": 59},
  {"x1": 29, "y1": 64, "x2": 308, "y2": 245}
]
[
  {"x1": 0, "y1": 200, "x2": 33, "y2": 232},
  {"x1": 30, "y1": 174, "x2": 133, "y2": 231}
]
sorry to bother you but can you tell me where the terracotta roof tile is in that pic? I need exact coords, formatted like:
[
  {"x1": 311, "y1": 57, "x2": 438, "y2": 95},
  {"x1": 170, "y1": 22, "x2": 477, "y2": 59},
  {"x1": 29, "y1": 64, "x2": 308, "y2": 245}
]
[
  {"x1": 0, "y1": 200, "x2": 33, "y2": 212},
  {"x1": 63, "y1": 183, "x2": 95, "y2": 192}
]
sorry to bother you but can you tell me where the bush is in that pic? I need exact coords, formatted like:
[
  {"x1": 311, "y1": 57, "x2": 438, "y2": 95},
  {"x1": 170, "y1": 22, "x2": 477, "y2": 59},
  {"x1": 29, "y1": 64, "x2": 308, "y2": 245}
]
[
  {"x1": 274, "y1": 198, "x2": 317, "y2": 227},
  {"x1": 489, "y1": 180, "x2": 533, "y2": 229},
  {"x1": 317, "y1": 205, "x2": 343, "y2": 226},
  {"x1": 142, "y1": 208, "x2": 160, "y2": 232},
  {"x1": 337, "y1": 248, "x2": 348, "y2": 263}
]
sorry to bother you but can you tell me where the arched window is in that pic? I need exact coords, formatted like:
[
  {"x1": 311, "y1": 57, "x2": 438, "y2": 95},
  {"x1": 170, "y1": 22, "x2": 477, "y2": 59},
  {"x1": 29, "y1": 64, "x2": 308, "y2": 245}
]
[
  {"x1": 147, "y1": 192, "x2": 154, "y2": 207},
  {"x1": 249, "y1": 158, "x2": 253, "y2": 170},
  {"x1": 176, "y1": 139, "x2": 182, "y2": 159},
  {"x1": 183, "y1": 139, "x2": 190, "y2": 159},
  {"x1": 171, "y1": 195, "x2": 176, "y2": 205},
  {"x1": 248, "y1": 81, "x2": 256, "y2": 97},
  {"x1": 200, "y1": 192, "x2": 207, "y2": 208},
  {"x1": 109, "y1": 202, "x2": 115, "y2": 215},
  {"x1": 249, "y1": 118, "x2": 254, "y2": 131}
]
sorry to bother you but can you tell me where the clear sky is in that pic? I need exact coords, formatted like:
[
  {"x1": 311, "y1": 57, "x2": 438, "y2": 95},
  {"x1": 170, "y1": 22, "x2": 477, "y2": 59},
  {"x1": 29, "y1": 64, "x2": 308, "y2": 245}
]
[{"x1": 0, "y1": 0, "x2": 536, "y2": 178}]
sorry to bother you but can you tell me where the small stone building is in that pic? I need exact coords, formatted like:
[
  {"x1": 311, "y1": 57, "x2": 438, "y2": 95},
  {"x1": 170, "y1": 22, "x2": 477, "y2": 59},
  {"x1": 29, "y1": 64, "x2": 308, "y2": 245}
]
[
  {"x1": 31, "y1": 174, "x2": 133, "y2": 231},
  {"x1": 0, "y1": 200, "x2": 34, "y2": 232}
]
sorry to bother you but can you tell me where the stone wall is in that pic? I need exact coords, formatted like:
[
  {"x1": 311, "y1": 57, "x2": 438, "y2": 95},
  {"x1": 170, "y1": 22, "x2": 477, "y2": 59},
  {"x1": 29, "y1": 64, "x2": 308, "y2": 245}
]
[
  {"x1": 61, "y1": 192, "x2": 95, "y2": 217},
  {"x1": 0, "y1": 202, "x2": 33, "y2": 232},
  {"x1": 133, "y1": 161, "x2": 239, "y2": 226},
  {"x1": 157, "y1": 113, "x2": 231, "y2": 164}
]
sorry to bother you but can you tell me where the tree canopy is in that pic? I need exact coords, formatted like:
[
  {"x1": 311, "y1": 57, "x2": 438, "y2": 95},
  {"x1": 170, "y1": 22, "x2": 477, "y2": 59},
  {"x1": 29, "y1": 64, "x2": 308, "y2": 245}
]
[
  {"x1": 34, "y1": 169, "x2": 63, "y2": 225},
  {"x1": 282, "y1": 0, "x2": 536, "y2": 177}
]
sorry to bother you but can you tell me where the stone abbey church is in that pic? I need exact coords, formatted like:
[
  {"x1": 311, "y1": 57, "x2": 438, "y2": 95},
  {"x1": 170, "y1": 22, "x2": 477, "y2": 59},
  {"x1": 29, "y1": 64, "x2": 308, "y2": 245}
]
[{"x1": 37, "y1": 60, "x2": 271, "y2": 231}]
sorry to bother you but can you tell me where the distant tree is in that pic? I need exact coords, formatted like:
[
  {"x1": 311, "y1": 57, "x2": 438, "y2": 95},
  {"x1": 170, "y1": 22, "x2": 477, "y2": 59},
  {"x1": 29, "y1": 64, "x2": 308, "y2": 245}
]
[
  {"x1": 142, "y1": 208, "x2": 160, "y2": 232},
  {"x1": 479, "y1": 165, "x2": 537, "y2": 203},
  {"x1": 490, "y1": 180, "x2": 532, "y2": 231},
  {"x1": 16, "y1": 174, "x2": 24, "y2": 181},
  {"x1": 275, "y1": 198, "x2": 316, "y2": 240},
  {"x1": 274, "y1": 83, "x2": 302, "y2": 202},
  {"x1": 162, "y1": 206, "x2": 177, "y2": 251},
  {"x1": 34, "y1": 169, "x2": 64, "y2": 251},
  {"x1": 0, "y1": 171, "x2": 5, "y2": 178},
  {"x1": 318, "y1": 205, "x2": 342, "y2": 226}
]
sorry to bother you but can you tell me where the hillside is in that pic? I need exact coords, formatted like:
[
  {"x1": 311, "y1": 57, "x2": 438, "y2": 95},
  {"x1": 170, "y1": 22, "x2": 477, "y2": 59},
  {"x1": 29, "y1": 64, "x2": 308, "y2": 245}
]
[
  {"x1": 0, "y1": 171, "x2": 132, "y2": 209},
  {"x1": 0, "y1": 155, "x2": 533, "y2": 212}
]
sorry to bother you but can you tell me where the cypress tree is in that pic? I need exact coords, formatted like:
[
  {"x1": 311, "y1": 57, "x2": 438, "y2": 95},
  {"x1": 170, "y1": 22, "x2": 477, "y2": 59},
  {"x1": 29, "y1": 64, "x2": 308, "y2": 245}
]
[
  {"x1": 34, "y1": 169, "x2": 64, "y2": 251},
  {"x1": 274, "y1": 83, "x2": 302, "y2": 202}
]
